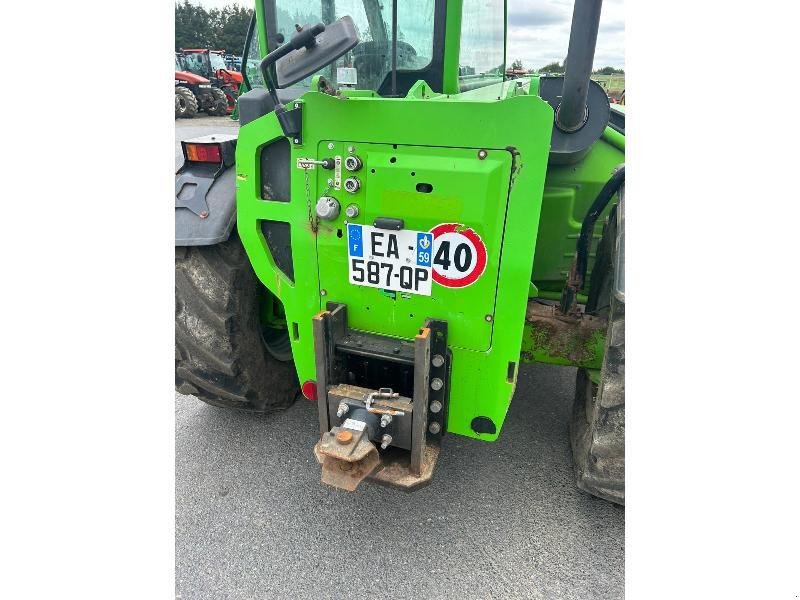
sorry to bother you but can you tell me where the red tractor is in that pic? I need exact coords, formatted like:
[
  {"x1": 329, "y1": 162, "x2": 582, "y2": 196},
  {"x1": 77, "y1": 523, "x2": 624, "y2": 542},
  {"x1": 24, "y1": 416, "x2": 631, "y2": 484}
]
[
  {"x1": 179, "y1": 49, "x2": 243, "y2": 114},
  {"x1": 175, "y1": 54, "x2": 228, "y2": 118}
]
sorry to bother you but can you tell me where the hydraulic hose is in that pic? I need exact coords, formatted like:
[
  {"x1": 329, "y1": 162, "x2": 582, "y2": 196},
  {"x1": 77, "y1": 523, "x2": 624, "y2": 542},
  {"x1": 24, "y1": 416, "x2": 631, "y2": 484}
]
[{"x1": 559, "y1": 166, "x2": 625, "y2": 314}]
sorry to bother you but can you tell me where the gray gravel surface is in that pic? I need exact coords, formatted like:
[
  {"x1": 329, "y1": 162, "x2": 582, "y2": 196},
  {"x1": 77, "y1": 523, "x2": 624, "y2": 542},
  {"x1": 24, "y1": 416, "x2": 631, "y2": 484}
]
[{"x1": 175, "y1": 118, "x2": 624, "y2": 599}]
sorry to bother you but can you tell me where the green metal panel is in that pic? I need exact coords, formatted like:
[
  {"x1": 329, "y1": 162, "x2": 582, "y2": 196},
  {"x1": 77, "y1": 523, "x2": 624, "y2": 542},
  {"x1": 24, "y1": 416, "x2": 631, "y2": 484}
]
[
  {"x1": 315, "y1": 143, "x2": 511, "y2": 352},
  {"x1": 531, "y1": 133, "x2": 625, "y2": 295},
  {"x1": 236, "y1": 80, "x2": 553, "y2": 441}
]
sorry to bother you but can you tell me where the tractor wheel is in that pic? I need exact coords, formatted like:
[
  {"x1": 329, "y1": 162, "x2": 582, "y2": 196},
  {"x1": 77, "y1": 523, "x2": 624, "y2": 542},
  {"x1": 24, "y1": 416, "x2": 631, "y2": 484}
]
[
  {"x1": 175, "y1": 86, "x2": 198, "y2": 118},
  {"x1": 207, "y1": 88, "x2": 228, "y2": 116},
  {"x1": 570, "y1": 191, "x2": 625, "y2": 505},
  {"x1": 175, "y1": 231, "x2": 298, "y2": 412}
]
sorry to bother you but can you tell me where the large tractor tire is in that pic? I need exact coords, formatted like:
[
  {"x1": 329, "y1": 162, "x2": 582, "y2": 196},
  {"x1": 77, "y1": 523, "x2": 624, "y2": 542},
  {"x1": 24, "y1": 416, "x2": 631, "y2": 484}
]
[
  {"x1": 571, "y1": 189, "x2": 625, "y2": 504},
  {"x1": 175, "y1": 231, "x2": 299, "y2": 412},
  {"x1": 207, "y1": 88, "x2": 228, "y2": 116},
  {"x1": 175, "y1": 86, "x2": 198, "y2": 118}
]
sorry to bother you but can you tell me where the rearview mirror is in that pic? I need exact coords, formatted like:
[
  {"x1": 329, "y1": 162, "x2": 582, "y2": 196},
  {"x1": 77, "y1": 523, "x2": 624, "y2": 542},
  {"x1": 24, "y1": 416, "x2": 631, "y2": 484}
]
[{"x1": 275, "y1": 16, "x2": 359, "y2": 88}]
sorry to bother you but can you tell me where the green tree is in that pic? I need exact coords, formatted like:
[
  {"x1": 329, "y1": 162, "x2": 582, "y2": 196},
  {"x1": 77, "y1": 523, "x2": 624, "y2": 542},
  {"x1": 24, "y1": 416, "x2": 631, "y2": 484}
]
[
  {"x1": 175, "y1": 1, "x2": 254, "y2": 54},
  {"x1": 510, "y1": 59, "x2": 524, "y2": 71},
  {"x1": 175, "y1": 0, "x2": 213, "y2": 50},
  {"x1": 593, "y1": 66, "x2": 625, "y2": 75},
  {"x1": 540, "y1": 61, "x2": 564, "y2": 73}
]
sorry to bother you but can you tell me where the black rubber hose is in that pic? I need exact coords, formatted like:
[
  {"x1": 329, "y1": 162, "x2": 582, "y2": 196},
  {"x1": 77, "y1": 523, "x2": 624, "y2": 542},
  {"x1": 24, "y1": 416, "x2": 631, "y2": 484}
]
[
  {"x1": 575, "y1": 166, "x2": 625, "y2": 286},
  {"x1": 559, "y1": 166, "x2": 624, "y2": 314}
]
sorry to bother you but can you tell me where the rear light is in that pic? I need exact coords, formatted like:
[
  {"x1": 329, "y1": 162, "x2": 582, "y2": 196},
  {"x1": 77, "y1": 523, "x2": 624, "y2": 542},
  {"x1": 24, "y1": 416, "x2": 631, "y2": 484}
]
[
  {"x1": 301, "y1": 380, "x2": 318, "y2": 401},
  {"x1": 184, "y1": 143, "x2": 222, "y2": 163}
]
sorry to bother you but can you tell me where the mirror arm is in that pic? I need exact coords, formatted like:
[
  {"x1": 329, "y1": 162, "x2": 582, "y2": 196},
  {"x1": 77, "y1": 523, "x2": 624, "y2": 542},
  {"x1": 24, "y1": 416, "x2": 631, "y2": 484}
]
[{"x1": 259, "y1": 23, "x2": 327, "y2": 136}]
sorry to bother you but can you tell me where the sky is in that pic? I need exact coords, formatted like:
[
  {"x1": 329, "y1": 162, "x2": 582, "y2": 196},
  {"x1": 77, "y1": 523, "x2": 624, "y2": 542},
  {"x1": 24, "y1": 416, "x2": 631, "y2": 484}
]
[{"x1": 190, "y1": 0, "x2": 625, "y2": 70}]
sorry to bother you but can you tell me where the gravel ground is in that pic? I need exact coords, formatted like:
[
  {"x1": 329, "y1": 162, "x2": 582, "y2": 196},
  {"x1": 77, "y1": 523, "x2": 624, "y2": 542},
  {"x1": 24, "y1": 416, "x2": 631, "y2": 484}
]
[{"x1": 175, "y1": 118, "x2": 624, "y2": 599}]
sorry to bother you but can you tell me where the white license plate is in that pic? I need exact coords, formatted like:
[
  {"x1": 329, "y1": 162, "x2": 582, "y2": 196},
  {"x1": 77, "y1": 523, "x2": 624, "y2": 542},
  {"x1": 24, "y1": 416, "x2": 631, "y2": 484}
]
[{"x1": 347, "y1": 224, "x2": 433, "y2": 295}]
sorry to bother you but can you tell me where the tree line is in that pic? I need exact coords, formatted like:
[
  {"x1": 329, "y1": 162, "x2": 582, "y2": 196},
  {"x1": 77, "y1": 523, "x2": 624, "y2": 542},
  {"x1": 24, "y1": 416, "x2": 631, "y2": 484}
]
[
  {"x1": 175, "y1": 1, "x2": 253, "y2": 55},
  {"x1": 512, "y1": 59, "x2": 624, "y2": 75}
]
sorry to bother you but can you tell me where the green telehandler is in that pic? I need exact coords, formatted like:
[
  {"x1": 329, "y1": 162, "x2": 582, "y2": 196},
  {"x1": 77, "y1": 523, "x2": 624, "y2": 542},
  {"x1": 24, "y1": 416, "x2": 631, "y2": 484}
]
[{"x1": 175, "y1": 0, "x2": 625, "y2": 503}]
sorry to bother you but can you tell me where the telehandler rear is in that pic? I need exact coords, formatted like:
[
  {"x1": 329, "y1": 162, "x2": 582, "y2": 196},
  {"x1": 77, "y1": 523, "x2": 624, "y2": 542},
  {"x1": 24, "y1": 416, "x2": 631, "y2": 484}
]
[{"x1": 175, "y1": 0, "x2": 625, "y2": 503}]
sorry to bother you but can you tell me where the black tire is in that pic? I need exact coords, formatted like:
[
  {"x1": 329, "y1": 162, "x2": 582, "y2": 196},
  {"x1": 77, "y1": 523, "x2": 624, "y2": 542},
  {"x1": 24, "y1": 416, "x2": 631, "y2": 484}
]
[
  {"x1": 175, "y1": 86, "x2": 198, "y2": 118},
  {"x1": 571, "y1": 189, "x2": 625, "y2": 504},
  {"x1": 207, "y1": 88, "x2": 228, "y2": 116},
  {"x1": 175, "y1": 231, "x2": 298, "y2": 412}
]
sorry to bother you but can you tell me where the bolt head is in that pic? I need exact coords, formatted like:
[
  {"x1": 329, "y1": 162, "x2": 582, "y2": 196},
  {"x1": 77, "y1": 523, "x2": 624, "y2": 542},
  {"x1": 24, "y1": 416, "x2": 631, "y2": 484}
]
[
  {"x1": 335, "y1": 430, "x2": 353, "y2": 444},
  {"x1": 431, "y1": 378, "x2": 443, "y2": 391},
  {"x1": 345, "y1": 204, "x2": 359, "y2": 218},
  {"x1": 431, "y1": 354, "x2": 445, "y2": 368},
  {"x1": 327, "y1": 142, "x2": 335, "y2": 150},
  {"x1": 430, "y1": 400, "x2": 442, "y2": 414},
  {"x1": 485, "y1": 314, "x2": 493, "y2": 322},
  {"x1": 293, "y1": 138, "x2": 300, "y2": 144},
  {"x1": 320, "y1": 289, "x2": 327, "y2": 296},
  {"x1": 347, "y1": 146, "x2": 354, "y2": 153},
  {"x1": 428, "y1": 422, "x2": 441, "y2": 434},
  {"x1": 478, "y1": 149, "x2": 488, "y2": 160}
]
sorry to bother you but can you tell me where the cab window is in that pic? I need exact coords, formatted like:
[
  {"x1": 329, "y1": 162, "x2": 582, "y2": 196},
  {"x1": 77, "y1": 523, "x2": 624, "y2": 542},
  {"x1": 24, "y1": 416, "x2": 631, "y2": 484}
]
[
  {"x1": 272, "y1": 0, "x2": 436, "y2": 92},
  {"x1": 458, "y1": 0, "x2": 505, "y2": 91}
]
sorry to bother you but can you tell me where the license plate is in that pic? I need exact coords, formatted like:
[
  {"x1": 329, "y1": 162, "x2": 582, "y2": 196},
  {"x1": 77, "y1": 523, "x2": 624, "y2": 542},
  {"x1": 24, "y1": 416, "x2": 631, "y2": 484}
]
[{"x1": 347, "y1": 224, "x2": 433, "y2": 295}]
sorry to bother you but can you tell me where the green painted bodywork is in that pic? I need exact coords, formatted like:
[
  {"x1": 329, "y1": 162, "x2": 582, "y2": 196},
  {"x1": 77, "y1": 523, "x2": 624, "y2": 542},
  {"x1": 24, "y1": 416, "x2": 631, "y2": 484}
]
[{"x1": 235, "y1": 1, "x2": 625, "y2": 442}]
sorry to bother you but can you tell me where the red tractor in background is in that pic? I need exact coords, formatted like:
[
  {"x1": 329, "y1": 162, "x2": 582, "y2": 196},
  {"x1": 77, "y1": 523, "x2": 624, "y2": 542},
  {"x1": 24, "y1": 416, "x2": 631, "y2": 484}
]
[
  {"x1": 175, "y1": 54, "x2": 228, "y2": 118},
  {"x1": 178, "y1": 49, "x2": 243, "y2": 114}
]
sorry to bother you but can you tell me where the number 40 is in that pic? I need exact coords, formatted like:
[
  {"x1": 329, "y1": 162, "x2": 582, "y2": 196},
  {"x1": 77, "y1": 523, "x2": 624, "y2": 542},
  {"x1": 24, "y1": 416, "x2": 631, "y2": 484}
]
[{"x1": 434, "y1": 241, "x2": 472, "y2": 273}]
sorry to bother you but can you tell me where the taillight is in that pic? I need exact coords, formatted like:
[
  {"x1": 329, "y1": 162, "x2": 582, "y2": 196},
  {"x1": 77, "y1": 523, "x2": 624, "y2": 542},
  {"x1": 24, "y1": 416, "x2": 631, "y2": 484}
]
[
  {"x1": 301, "y1": 380, "x2": 318, "y2": 401},
  {"x1": 184, "y1": 143, "x2": 222, "y2": 163}
]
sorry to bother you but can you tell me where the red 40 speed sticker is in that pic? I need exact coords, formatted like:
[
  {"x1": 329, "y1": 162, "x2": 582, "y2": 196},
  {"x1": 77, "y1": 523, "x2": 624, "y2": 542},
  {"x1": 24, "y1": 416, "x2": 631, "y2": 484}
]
[{"x1": 429, "y1": 223, "x2": 488, "y2": 288}]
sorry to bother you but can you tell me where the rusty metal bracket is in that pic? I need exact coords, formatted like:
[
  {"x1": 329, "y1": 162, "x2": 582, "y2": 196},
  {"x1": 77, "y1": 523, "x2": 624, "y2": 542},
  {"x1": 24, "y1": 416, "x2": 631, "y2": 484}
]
[
  {"x1": 410, "y1": 327, "x2": 431, "y2": 475},
  {"x1": 315, "y1": 426, "x2": 380, "y2": 492}
]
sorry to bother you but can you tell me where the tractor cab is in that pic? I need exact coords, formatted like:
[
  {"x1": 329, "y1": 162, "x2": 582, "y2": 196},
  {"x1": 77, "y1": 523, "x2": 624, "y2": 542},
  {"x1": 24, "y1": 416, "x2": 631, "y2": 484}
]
[
  {"x1": 248, "y1": 0, "x2": 504, "y2": 97},
  {"x1": 180, "y1": 49, "x2": 244, "y2": 112}
]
